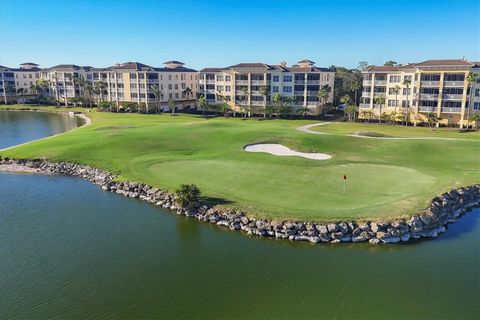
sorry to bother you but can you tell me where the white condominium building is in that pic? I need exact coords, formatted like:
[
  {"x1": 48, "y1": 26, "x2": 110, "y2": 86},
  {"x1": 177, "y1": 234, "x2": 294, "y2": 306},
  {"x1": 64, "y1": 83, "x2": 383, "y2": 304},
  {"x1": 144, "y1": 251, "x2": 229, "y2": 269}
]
[
  {"x1": 1, "y1": 61, "x2": 199, "y2": 110},
  {"x1": 198, "y1": 60, "x2": 335, "y2": 115},
  {"x1": 360, "y1": 59, "x2": 480, "y2": 127}
]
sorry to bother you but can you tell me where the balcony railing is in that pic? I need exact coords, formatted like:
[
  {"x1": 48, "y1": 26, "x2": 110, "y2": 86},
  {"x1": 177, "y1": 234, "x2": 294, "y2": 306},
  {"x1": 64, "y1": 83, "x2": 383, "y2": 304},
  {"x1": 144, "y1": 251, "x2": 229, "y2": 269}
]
[
  {"x1": 362, "y1": 91, "x2": 371, "y2": 97},
  {"x1": 441, "y1": 107, "x2": 462, "y2": 113},
  {"x1": 294, "y1": 91, "x2": 304, "y2": 95},
  {"x1": 251, "y1": 80, "x2": 264, "y2": 85},
  {"x1": 307, "y1": 80, "x2": 320, "y2": 84},
  {"x1": 374, "y1": 80, "x2": 387, "y2": 85},
  {"x1": 251, "y1": 101, "x2": 264, "y2": 106},
  {"x1": 294, "y1": 80, "x2": 305, "y2": 84},
  {"x1": 359, "y1": 103, "x2": 371, "y2": 108},
  {"x1": 236, "y1": 80, "x2": 248, "y2": 85},
  {"x1": 421, "y1": 81, "x2": 439, "y2": 86},
  {"x1": 443, "y1": 81, "x2": 464, "y2": 87},
  {"x1": 418, "y1": 106, "x2": 437, "y2": 112},
  {"x1": 442, "y1": 94, "x2": 463, "y2": 100},
  {"x1": 363, "y1": 80, "x2": 372, "y2": 85},
  {"x1": 373, "y1": 92, "x2": 386, "y2": 97},
  {"x1": 419, "y1": 93, "x2": 438, "y2": 99}
]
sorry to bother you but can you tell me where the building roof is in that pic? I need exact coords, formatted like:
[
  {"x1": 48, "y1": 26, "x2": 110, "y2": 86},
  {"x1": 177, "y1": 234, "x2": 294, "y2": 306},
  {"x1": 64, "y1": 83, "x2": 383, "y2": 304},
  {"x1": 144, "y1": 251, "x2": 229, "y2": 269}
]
[
  {"x1": 10, "y1": 67, "x2": 42, "y2": 72},
  {"x1": 297, "y1": 59, "x2": 315, "y2": 64},
  {"x1": 413, "y1": 59, "x2": 473, "y2": 67},
  {"x1": 153, "y1": 66, "x2": 197, "y2": 72},
  {"x1": 110, "y1": 62, "x2": 155, "y2": 71},
  {"x1": 228, "y1": 63, "x2": 274, "y2": 70},
  {"x1": 199, "y1": 67, "x2": 227, "y2": 73},
  {"x1": 164, "y1": 60, "x2": 184, "y2": 65},
  {"x1": 365, "y1": 66, "x2": 400, "y2": 72},
  {"x1": 20, "y1": 62, "x2": 39, "y2": 66}
]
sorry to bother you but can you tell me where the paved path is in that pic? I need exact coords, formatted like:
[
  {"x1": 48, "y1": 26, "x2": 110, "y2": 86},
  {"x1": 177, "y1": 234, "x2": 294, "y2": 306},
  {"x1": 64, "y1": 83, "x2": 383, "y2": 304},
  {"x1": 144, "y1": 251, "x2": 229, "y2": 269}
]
[{"x1": 296, "y1": 122, "x2": 480, "y2": 142}]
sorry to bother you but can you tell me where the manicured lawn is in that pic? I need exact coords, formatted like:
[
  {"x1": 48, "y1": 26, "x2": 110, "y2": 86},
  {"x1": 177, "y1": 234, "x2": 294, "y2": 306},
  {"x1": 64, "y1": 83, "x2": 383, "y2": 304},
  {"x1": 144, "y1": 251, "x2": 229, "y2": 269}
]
[
  {"x1": 310, "y1": 121, "x2": 480, "y2": 139},
  {"x1": 1, "y1": 105, "x2": 479, "y2": 221}
]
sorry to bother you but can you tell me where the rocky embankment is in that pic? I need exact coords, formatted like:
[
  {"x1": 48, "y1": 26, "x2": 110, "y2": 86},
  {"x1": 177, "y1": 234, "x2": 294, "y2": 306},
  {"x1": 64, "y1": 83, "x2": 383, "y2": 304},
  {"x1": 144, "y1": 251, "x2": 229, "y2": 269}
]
[{"x1": 1, "y1": 157, "x2": 479, "y2": 245}]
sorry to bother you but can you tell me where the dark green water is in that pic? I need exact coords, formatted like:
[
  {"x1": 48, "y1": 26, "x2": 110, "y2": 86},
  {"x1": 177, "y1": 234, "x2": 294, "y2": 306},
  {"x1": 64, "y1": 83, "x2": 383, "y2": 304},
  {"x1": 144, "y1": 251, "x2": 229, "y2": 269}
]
[
  {"x1": 0, "y1": 110, "x2": 81, "y2": 149},
  {"x1": 0, "y1": 112, "x2": 479, "y2": 319}
]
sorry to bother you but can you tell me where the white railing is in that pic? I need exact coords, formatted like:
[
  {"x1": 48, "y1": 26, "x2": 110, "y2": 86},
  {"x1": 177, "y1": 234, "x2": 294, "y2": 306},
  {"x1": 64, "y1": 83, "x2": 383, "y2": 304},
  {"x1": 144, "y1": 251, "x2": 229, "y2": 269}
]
[
  {"x1": 418, "y1": 106, "x2": 437, "y2": 112},
  {"x1": 443, "y1": 81, "x2": 464, "y2": 87},
  {"x1": 421, "y1": 81, "x2": 439, "y2": 86},
  {"x1": 442, "y1": 94, "x2": 463, "y2": 100},
  {"x1": 441, "y1": 107, "x2": 462, "y2": 113},
  {"x1": 419, "y1": 94, "x2": 438, "y2": 99}
]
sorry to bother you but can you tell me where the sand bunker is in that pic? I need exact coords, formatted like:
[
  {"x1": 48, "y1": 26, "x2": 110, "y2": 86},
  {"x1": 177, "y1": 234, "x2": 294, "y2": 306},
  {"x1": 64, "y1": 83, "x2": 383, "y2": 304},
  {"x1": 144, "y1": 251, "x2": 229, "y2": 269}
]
[{"x1": 244, "y1": 144, "x2": 331, "y2": 160}]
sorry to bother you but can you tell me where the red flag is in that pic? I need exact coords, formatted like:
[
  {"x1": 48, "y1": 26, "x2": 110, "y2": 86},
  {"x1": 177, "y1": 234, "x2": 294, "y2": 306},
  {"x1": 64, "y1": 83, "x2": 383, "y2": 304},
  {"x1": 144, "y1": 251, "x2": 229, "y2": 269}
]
[{"x1": 343, "y1": 175, "x2": 347, "y2": 180}]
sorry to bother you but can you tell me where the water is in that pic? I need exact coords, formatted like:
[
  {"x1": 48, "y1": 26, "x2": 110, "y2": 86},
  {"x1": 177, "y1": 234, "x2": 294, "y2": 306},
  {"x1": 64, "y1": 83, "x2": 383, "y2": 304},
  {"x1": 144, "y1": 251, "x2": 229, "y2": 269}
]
[
  {"x1": 0, "y1": 110, "x2": 81, "y2": 149},
  {"x1": 0, "y1": 111, "x2": 479, "y2": 319}
]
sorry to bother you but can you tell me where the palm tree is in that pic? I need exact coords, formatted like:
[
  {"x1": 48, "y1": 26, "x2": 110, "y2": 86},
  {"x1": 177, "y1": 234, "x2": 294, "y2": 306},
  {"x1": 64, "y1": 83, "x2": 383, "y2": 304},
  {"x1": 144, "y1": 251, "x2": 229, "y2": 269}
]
[
  {"x1": 73, "y1": 75, "x2": 86, "y2": 103},
  {"x1": 284, "y1": 96, "x2": 295, "y2": 118},
  {"x1": 465, "y1": 72, "x2": 479, "y2": 130},
  {"x1": 393, "y1": 85, "x2": 401, "y2": 114},
  {"x1": 426, "y1": 112, "x2": 440, "y2": 131},
  {"x1": 94, "y1": 81, "x2": 108, "y2": 103},
  {"x1": 198, "y1": 95, "x2": 208, "y2": 117},
  {"x1": 259, "y1": 85, "x2": 269, "y2": 118},
  {"x1": 349, "y1": 80, "x2": 360, "y2": 106},
  {"x1": 150, "y1": 84, "x2": 162, "y2": 114},
  {"x1": 83, "y1": 81, "x2": 94, "y2": 109},
  {"x1": 272, "y1": 93, "x2": 282, "y2": 118},
  {"x1": 403, "y1": 79, "x2": 411, "y2": 126},
  {"x1": 340, "y1": 94, "x2": 352, "y2": 120},
  {"x1": 240, "y1": 86, "x2": 249, "y2": 118},
  {"x1": 317, "y1": 84, "x2": 331, "y2": 115},
  {"x1": 168, "y1": 98, "x2": 177, "y2": 115},
  {"x1": 373, "y1": 95, "x2": 386, "y2": 124},
  {"x1": 183, "y1": 87, "x2": 193, "y2": 100},
  {"x1": 3, "y1": 81, "x2": 14, "y2": 104},
  {"x1": 29, "y1": 83, "x2": 41, "y2": 104}
]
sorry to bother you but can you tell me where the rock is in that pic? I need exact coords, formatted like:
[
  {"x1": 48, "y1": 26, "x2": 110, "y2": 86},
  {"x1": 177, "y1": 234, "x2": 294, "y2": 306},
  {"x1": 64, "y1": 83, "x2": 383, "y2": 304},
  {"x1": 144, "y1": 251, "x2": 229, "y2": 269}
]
[
  {"x1": 369, "y1": 238, "x2": 381, "y2": 245},
  {"x1": 352, "y1": 235, "x2": 367, "y2": 243},
  {"x1": 327, "y1": 223, "x2": 339, "y2": 233},
  {"x1": 316, "y1": 225, "x2": 328, "y2": 234},
  {"x1": 330, "y1": 232, "x2": 344, "y2": 240}
]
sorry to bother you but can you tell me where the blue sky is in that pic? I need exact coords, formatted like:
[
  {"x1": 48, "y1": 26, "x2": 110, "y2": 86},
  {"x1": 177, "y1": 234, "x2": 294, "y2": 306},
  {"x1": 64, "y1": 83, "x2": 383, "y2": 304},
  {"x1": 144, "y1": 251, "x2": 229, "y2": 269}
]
[{"x1": 0, "y1": 0, "x2": 478, "y2": 69}]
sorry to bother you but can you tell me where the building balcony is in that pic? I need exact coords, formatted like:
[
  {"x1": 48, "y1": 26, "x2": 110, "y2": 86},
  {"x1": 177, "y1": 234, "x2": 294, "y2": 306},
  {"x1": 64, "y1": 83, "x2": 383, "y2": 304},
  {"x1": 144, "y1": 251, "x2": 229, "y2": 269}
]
[
  {"x1": 363, "y1": 80, "x2": 372, "y2": 85},
  {"x1": 374, "y1": 80, "x2": 387, "y2": 85},
  {"x1": 206, "y1": 80, "x2": 215, "y2": 84},
  {"x1": 359, "y1": 103, "x2": 371, "y2": 108},
  {"x1": 421, "y1": 81, "x2": 439, "y2": 86},
  {"x1": 419, "y1": 93, "x2": 439, "y2": 99},
  {"x1": 442, "y1": 94, "x2": 463, "y2": 100},
  {"x1": 418, "y1": 106, "x2": 437, "y2": 112},
  {"x1": 236, "y1": 80, "x2": 248, "y2": 85},
  {"x1": 294, "y1": 80, "x2": 305, "y2": 84},
  {"x1": 373, "y1": 92, "x2": 386, "y2": 97},
  {"x1": 251, "y1": 80, "x2": 264, "y2": 85},
  {"x1": 251, "y1": 101, "x2": 264, "y2": 106},
  {"x1": 147, "y1": 79, "x2": 158, "y2": 83},
  {"x1": 235, "y1": 90, "x2": 247, "y2": 95},
  {"x1": 251, "y1": 90, "x2": 261, "y2": 95},
  {"x1": 443, "y1": 81, "x2": 464, "y2": 87},
  {"x1": 441, "y1": 107, "x2": 462, "y2": 113},
  {"x1": 307, "y1": 80, "x2": 320, "y2": 84},
  {"x1": 294, "y1": 91, "x2": 304, "y2": 95},
  {"x1": 362, "y1": 91, "x2": 371, "y2": 97}
]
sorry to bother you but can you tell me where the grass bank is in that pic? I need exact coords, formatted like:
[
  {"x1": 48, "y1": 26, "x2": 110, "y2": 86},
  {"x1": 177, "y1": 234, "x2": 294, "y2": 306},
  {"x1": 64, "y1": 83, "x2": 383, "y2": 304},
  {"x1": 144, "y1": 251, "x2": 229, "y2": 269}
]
[{"x1": 1, "y1": 105, "x2": 479, "y2": 221}]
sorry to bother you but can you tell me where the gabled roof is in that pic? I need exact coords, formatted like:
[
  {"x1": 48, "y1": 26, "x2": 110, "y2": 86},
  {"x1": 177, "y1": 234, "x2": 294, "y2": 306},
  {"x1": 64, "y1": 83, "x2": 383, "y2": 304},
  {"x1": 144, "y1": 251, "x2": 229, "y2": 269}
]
[
  {"x1": 164, "y1": 60, "x2": 184, "y2": 65},
  {"x1": 414, "y1": 59, "x2": 473, "y2": 67},
  {"x1": 153, "y1": 66, "x2": 197, "y2": 72},
  {"x1": 0, "y1": 65, "x2": 12, "y2": 71},
  {"x1": 11, "y1": 67, "x2": 42, "y2": 72},
  {"x1": 110, "y1": 62, "x2": 155, "y2": 71},
  {"x1": 228, "y1": 63, "x2": 274, "y2": 70},
  {"x1": 20, "y1": 62, "x2": 39, "y2": 66},
  {"x1": 365, "y1": 66, "x2": 400, "y2": 72},
  {"x1": 298, "y1": 59, "x2": 315, "y2": 64},
  {"x1": 200, "y1": 67, "x2": 227, "y2": 73}
]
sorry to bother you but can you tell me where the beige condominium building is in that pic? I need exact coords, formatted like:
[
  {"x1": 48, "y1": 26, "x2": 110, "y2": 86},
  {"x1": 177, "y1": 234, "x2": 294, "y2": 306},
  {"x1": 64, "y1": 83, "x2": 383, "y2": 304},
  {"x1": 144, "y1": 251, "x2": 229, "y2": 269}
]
[
  {"x1": 360, "y1": 59, "x2": 480, "y2": 127},
  {"x1": 2, "y1": 61, "x2": 198, "y2": 110},
  {"x1": 198, "y1": 60, "x2": 335, "y2": 115}
]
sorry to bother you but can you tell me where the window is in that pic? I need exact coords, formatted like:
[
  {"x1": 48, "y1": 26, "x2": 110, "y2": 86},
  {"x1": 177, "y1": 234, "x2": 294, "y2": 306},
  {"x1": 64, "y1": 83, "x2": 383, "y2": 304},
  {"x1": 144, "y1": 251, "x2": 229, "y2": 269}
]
[
  {"x1": 388, "y1": 100, "x2": 398, "y2": 107},
  {"x1": 181, "y1": 83, "x2": 186, "y2": 89},
  {"x1": 283, "y1": 75, "x2": 292, "y2": 82},
  {"x1": 474, "y1": 102, "x2": 480, "y2": 110},
  {"x1": 175, "y1": 84, "x2": 178, "y2": 90},
  {"x1": 475, "y1": 89, "x2": 480, "y2": 97},
  {"x1": 444, "y1": 74, "x2": 465, "y2": 82},
  {"x1": 175, "y1": 93, "x2": 179, "y2": 98},
  {"x1": 217, "y1": 85, "x2": 224, "y2": 92},
  {"x1": 389, "y1": 75, "x2": 401, "y2": 83},
  {"x1": 273, "y1": 75, "x2": 279, "y2": 82},
  {"x1": 168, "y1": 84, "x2": 172, "y2": 90},
  {"x1": 404, "y1": 75, "x2": 413, "y2": 82},
  {"x1": 403, "y1": 88, "x2": 411, "y2": 95},
  {"x1": 225, "y1": 75, "x2": 231, "y2": 81},
  {"x1": 272, "y1": 86, "x2": 279, "y2": 93},
  {"x1": 420, "y1": 74, "x2": 440, "y2": 81},
  {"x1": 169, "y1": 75, "x2": 172, "y2": 80},
  {"x1": 283, "y1": 86, "x2": 292, "y2": 93},
  {"x1": 443, "y1": 87, "x2": 463, "y2": 95},
  {"x1": 216, "y1": 75, "x2": 223, "y2": 81},
  {"x1": 225, "y1": 85, "x2": 231, "y2": 92},
  {"x1": 130, "y1": 84, "x2": 137, "y2": 89},
  {"x1": 130, "y1": 73, "x2": 137, "y2": 79}
]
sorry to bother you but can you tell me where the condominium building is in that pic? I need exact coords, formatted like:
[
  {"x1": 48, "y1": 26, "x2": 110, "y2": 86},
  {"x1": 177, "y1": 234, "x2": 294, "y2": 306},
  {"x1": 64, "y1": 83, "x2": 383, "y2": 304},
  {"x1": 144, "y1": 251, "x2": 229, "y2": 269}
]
[
  {"x1": 198, "y1": 60, "x2": 335, "y2": 115},
  {"x1": 360, "y1": 59, "x2": 480, "y2": 127},
  {"x1": 1, "y1": 61, "x2": 198, "y2": 110}
]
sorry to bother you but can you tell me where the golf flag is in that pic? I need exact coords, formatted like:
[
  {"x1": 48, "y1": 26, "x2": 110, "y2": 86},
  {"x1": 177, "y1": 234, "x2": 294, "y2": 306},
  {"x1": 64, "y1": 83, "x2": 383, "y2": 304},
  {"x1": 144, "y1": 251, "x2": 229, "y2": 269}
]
[{"x1": 343, "y1": 175, "x2": 347, "y2": 194}]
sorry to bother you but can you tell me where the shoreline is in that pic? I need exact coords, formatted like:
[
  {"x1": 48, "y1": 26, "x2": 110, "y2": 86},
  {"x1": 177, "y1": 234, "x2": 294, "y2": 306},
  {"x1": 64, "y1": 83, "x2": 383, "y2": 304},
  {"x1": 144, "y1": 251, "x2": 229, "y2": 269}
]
[
  {"x1": 0, "y1": 109, "x2": 91, "y2": 152},
  {"x1": 1, "y1": 158, "x2": 479, "y2": 245}
]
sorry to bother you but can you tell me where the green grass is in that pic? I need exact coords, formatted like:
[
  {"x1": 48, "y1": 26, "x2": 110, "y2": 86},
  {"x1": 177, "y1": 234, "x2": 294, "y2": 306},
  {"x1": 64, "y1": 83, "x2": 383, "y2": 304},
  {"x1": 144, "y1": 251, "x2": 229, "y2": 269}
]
[
  {"x1": 311, "y1": 122, "x2": 480, "y2": 139},
  {"x1": 1, "y1": 105, "x2": 479, "y2": 222}
]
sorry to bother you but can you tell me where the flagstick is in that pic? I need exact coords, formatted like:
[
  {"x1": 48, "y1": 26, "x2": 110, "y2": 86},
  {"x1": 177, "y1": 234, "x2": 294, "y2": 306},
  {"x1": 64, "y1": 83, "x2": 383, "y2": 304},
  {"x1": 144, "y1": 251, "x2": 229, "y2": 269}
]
[{"x1": 343, "y1": 179, "x2": 346, "y2": 194}]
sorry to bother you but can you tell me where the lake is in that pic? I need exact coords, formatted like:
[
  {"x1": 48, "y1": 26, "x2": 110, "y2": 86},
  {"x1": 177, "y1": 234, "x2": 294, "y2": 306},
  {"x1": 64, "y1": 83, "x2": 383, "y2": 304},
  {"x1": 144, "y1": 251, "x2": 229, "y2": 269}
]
[{"x1": 0, "y1": 111, "x2": 478, "y2": 319}]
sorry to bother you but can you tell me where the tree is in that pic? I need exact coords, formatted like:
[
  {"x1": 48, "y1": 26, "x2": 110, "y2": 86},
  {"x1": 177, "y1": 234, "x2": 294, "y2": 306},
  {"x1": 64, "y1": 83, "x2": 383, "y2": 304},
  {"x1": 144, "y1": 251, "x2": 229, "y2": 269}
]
[
  {"x1": 426, "y1": 112, "x2": 440, "y2": 130},
  {"x1": 83, "y1": 81, "x2": 94, "y2": 109},
  {"x1": 345, "y1": 105, "x2": 356, "y2": 122},
  {"x1": 283, "y1": 96, "x2": 295, "y2": 118},
  {"x1": 361, "y1": 110, "x2": 374, "y2": 123},
  {"x1": 175, "y1": 184, "x2": 201, "y2": 208},
  {"x1": 340, "y1": 94, "x2": 352, "y2": 120},
  {"x1": 94, "y1": 81, "x2": 108, "y2": 103},
  {"x1": 259, "y1": 85, "x2": 269, "y2": 118},
  {"x1": 384, "y1": 61, "x2": 398, "y2": 67},
  {"x1": 183, "y1": 87, "x2": 193, "y2": 100},
  {"x1": 69, "y1": 97, "x2": 83, "y2": 107},
  {"x1": 373, "y1": 95, "x2": 386, "y2": 124},
  {"x1": 357, "y1": 61, "x2": 369, "y2": 71},
  {"x1": 272, "y1": 93, "x2": 283, "y2": 118},
  {"x1": 469, "y1": 112, "x2": 480, "y2": 130},
  {"x1": 98, "y1": 100, "x2": 111, "y2": 111},
  {"x1": 349, "y1": 80, "x2": 360, "y2": 106},
  {"x1": 393, "y1": 85, "x2": 401, "y2": 115},
  {"x1": 73, "y1": 75, "x2": 87, "y2": 105},
  {"x1": 297, "y1": 107, "x2": 309, "y2": 118},
  {"x1": 150, "y1": 84, "x2": 162, "y2": 113},
  {"x1": 168, "y1": 98, "x2": 177, "y2": 115},
  {"x1": 198, "y1": 95, "x2": 208, "y2": 117},
  {"x1": 29, "y1": 83, "x2": 41, "y2": 104},
  {"x1": 403, "y1": 79, "x2": 411, "y2": 126},
  {"x1": 317, "y1": 84, "x2": 331, "y2": 109},
  {"x1": 465, "y1": 72, "x2": 479, "y2": 130},
  {"x1": 240, "y1": 86, "x2": 249, "y2": 118}
]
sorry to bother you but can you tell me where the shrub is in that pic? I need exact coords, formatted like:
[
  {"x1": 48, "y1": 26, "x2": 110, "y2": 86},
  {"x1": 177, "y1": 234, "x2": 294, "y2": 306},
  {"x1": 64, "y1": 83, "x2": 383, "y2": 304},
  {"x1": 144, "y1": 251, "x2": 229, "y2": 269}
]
[{"x1": 175, "y1": 184, "x2": 201, "y2": 208}]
